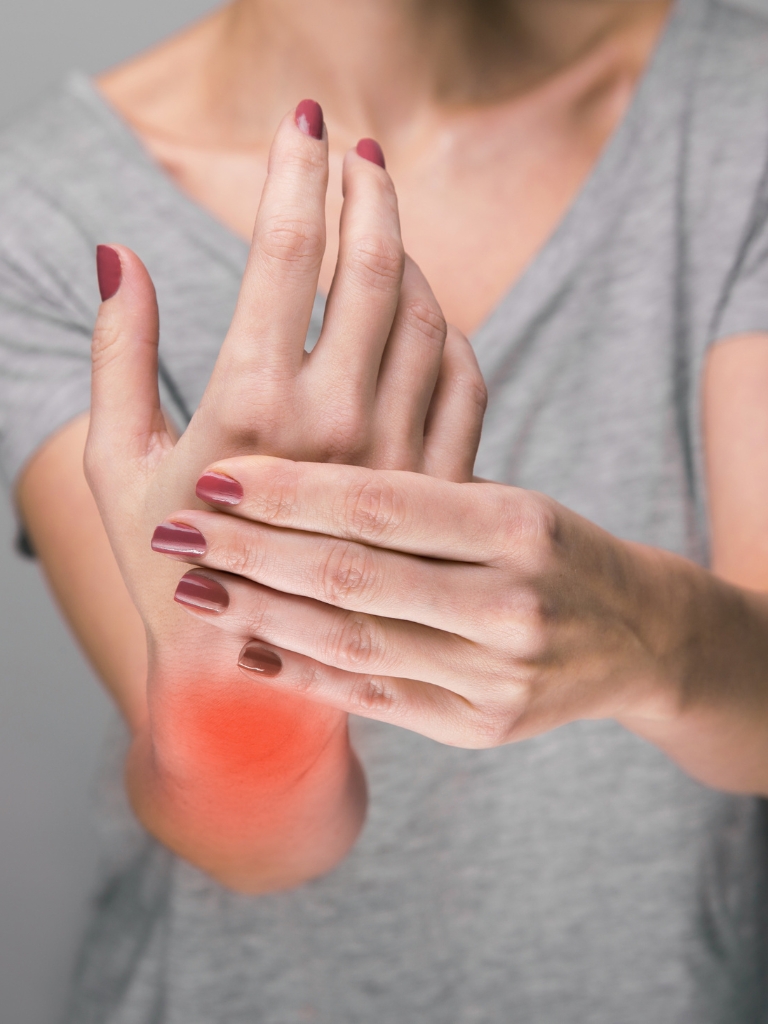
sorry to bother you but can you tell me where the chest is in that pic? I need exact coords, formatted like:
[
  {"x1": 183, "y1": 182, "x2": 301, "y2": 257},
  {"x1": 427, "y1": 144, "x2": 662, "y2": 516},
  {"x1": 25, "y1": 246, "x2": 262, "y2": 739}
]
[{"x1": 145, "y1": 83, "x2": 630, "y2": 336}]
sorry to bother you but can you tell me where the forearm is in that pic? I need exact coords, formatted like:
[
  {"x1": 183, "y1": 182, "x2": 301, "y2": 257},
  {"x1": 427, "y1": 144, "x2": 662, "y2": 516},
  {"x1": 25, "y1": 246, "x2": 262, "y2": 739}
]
[
  {"x1": 19, "y1": 423, "x2": 364, "y2": 890},
  {"x1": 18, "y1": 415, "x2": 149, "y2": 728},
  {"x1": 618, "y1": 542, "x2": 768, "y2": 795}
]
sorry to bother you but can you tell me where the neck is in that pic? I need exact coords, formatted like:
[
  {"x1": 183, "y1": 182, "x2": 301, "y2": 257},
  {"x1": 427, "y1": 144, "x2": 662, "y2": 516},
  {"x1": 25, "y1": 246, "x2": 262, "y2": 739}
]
[
  {"x1": 126, "y1": 0, "x2": 672, "y2": 151},
  {"x1": 213, "y1": 0, "x2": 433, "y2": 144}
]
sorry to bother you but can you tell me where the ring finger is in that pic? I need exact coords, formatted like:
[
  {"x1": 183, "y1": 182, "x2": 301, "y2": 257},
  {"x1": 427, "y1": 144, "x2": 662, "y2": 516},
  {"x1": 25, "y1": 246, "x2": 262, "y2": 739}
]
[
  {"x1": 307, "y1": 143, "x2": 404, "y2": 412},
  {"x1": 169, "y1": 565, "x2": 490, "y2": 698}
]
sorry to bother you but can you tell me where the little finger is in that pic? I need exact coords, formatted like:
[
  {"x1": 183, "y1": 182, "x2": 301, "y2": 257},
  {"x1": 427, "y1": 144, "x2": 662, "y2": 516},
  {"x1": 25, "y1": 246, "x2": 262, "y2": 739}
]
[
  {"x1": 423, "y1": 326, "x2": 487, "y2": 482},
  {"x1": 235, "y1": 639, "x2": 495, "y2": 749},
  {"x1": 370, "y1": 256, "x2": 447, "y2": 470}
]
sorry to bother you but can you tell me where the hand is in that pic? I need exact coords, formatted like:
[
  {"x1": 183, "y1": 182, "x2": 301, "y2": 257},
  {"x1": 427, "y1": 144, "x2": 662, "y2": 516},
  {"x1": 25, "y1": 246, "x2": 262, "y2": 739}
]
[
  {"x1": 154, "y1": 457, "x2": 709, "y2": 751},
  {"x1": 85, "y1": 105, "x2": 486, "y2": 889}
]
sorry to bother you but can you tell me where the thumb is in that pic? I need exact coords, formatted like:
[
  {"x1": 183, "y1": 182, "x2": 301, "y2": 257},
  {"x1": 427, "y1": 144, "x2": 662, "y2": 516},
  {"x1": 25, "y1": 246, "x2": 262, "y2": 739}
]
[{"x1": 87, "y1": 245, "x2": 169, "y2": 471}]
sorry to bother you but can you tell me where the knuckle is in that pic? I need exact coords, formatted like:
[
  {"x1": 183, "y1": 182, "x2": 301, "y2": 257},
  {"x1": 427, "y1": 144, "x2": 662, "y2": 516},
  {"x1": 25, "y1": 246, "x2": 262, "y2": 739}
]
[
  {"x1": 258, "y1": 216, "x2": 325, "y2": 269},
  {"x1": 496, "y1": 492, "x2": 558, "y2": 562},
  {"x1": 350, "y1": 674, "x2": 397, "y2": 715},
  {"x1": 468, "y1": 706, "x2": 517, "y2": 749},
  {"x1": 213, "y1": 405, "x2": 255, "y2": 447},
  {"x1": 248, "y1": 462, "x2": 301, "y2": 524},
  {"x1": 288, "y1": 659, "x2": 326, "y2": 698},
  {"x1": 518, "y1": 597, "x2": 554, "y2": 657},
  {"x1": 344, "y1": 236, "x2": 404, "y2": 290},
  {"x1": 401, "y1": 299, "x2": 447, "y2": 347},
  {"x1": 341, "y1": 476, "x2": 405, "y2": 541},
  {"x1": 90, "y1": 319, "x2": 123, "y2": 373},
  {"x1": 460, "y1": 371, "x2": 489, "y2": 415},
  {"x1": 326, "y1": 612, "x2": 383, "y2": 670},
  {"x1": 315, "y1": 407, "x2": 368, "y2": 463},
  {"x1": 487, "y1": 583, "x2": 552, "y2": 658},
  {"x1": 211, "y1": 389, "x2": 284, "y2": 449},
  {"x1": 319, "y1": 538, "x2": 380, "y2": 606},
  {"x1": 440, "y1": 328, "x2": 488, "y2": 413},
  {"x1": 283, "y1": 142, "x2": 327, "y2": 176},
  {"x1": 217, "y1": 536, "x2": 263, "y2": 580},
  {"x1": 442, "y1": 369, "x2": 488, "y2": 418},
  {"x1": 242, "y1": 589, "x2": 274, "y2": 637}
]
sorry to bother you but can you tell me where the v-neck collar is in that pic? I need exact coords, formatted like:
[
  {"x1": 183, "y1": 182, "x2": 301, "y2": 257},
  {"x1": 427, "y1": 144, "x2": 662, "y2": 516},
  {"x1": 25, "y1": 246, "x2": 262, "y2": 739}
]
[
  {"x1": 64, "y1": 0, "x2": 698, "y2": 351},
  {"x1": 469, "y1": 0, "x2": 702, "y2": 360}
]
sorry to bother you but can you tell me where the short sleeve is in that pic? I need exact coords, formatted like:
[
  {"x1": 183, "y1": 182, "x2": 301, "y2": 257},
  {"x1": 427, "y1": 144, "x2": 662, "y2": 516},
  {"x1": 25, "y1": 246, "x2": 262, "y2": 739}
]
[
  {"x1": 713, "y1": 186, "x2": 768, "y2": 341},
  {"x1": 0, "y1": 171, "x2": 100, "y2": 492}
]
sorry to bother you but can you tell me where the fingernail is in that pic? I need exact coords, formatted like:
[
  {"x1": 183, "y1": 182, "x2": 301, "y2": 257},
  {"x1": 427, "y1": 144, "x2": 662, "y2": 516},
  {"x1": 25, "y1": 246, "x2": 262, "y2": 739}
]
[
  {"x1": 96, "y1": 245, "x2": 122, "y2": 301},
  {"x1": 356, "y1": 138, "x2": 386, "y2": 169},
  {"x1": 295, "y1": 99, "x2": 324, "y2": 140},
  {"x1": 239, "y1": 641, "x2": 283, "y2": 678},
  {"x1": 151, "y1": 522, "x2": 207, "y2": 557},
  {"x1": 174, "y1": 572, "x2": 229, "y2": 613},
  {"x1": 196, "y1": 472, "x2": 244, "y2": 507}
]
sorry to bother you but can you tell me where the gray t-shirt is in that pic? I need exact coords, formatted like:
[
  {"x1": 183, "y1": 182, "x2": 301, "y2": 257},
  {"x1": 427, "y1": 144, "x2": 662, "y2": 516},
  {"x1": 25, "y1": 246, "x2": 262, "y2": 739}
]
[{"x1": 2, "y1": 1, "x2": 768, "y2": 1021}]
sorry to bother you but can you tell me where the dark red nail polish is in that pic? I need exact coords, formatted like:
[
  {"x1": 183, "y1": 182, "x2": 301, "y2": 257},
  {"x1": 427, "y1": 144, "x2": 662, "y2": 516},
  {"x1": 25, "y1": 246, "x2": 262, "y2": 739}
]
[
  {"x1": 151, "y1": 522, "x2": 207, "y2": 557},
  {"x1": 356, "y1": 138, "x2": 386, "y2": 169},
  {"x1": 196, "y1": 472, "x2": 244, "y2": 507},
  {"x1": 96, "y1": 245, "x2": 121, "y2": 301},
  {"x1": 295, "y1": 99, "x2": 324, "y2": 140},
  {"x1": 174, "y1": 572, "x2": 229, "y2": 613},
  {"x1": 239, "y1": 642, "x2": 283, "y2": 678}
]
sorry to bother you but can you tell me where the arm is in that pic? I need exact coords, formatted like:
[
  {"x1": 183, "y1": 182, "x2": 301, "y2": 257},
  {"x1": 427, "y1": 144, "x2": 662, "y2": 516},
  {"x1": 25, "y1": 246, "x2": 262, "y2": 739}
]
[
  {"x1": 17, "y1": 414, "x2": 147, "y2": 732},
  {"x1": 18, "y1": 415, "x2": 366, "y2": 891},
  {"x1": 17, "y1": 108, "x2": 485, "y2": 892},
  {"x1": 618, "y1": 330, "x2": 768, "y2": 791},
  {"x1": 151, "y1": 333, "x2": 768, "y2": 797}
]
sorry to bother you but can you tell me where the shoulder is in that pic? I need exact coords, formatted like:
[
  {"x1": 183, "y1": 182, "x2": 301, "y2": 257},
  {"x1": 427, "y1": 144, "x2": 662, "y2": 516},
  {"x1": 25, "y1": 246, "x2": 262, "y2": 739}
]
[
  {"x1": 0, "y1": 74, "x2": 123, "y2": 199},
  {"x1": 670, "y1": 1, "x2": 768, "y2": 258},
  {"x1": 710, "y1": 0, "x2": 768, "y2": 32},
  {"x1": 671, "y1": 2, "x2": 768, "y2": 344},
  {"x1": 695, "y1": 1, "x2": 768, "y2": 109},
  {"x1": 0, "y1": 76, "x2": 126, "y2": 317}
]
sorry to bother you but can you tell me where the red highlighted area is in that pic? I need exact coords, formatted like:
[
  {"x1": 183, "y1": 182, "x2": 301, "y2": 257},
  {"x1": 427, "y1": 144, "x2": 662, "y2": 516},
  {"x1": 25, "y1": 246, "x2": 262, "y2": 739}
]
[{"x1": 127, "y1": 663, "x2": 361, "y2": 891}]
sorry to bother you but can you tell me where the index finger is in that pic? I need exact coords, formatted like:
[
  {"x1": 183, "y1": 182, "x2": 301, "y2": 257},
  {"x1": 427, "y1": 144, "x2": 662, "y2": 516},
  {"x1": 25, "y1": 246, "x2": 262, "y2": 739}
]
[
  {"x1": 195, "y1": 456, "x2": 517, "y2": 562},
  {"x1": 215, "y1": 102, "x2": 328, "y2": 380}
]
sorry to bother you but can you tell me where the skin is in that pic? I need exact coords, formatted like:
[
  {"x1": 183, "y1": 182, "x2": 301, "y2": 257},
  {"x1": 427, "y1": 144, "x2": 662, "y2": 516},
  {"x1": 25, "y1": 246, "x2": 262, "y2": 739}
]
[
  {"x1": 97, "y1": 0, "x2": 673, "y2": 335},
  {"x1": 26, "y1": 121, "x2": 486, "y2": 892},
  {"x1": 162, "y1": 454, "x2": 768, "y2": 795},
  {"x1": 16, "y1": 0, "x2": 768, "y2": 890}
]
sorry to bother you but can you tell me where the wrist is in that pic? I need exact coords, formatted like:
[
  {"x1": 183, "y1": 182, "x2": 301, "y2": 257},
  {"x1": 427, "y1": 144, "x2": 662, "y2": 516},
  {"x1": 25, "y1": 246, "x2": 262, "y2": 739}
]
[
  {"x1": 614, "y1": 542, "x2": 768, "y2": 792},
  {"x1": 609, "y1": 541, "x2": 710, "y2": 724},
  {"x1": 128, "y1": 701, "x2": 364, "y2": 892}
]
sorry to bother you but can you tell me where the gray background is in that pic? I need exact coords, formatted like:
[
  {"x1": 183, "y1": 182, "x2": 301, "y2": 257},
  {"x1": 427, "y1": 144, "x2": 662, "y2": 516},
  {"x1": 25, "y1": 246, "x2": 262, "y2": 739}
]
[
  {"x1": 0, "y1": 4, "x2": 215, "y2": 1023},
  {"x1": 2, "y1": 1, "x2": 768, "y2": 1023}
]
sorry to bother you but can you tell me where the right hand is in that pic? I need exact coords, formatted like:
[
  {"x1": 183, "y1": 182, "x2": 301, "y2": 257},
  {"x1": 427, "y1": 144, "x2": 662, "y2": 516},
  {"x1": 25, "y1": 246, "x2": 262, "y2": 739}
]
[{"x1": 84, "y1": 103, "x2": 486, "y2": 890}]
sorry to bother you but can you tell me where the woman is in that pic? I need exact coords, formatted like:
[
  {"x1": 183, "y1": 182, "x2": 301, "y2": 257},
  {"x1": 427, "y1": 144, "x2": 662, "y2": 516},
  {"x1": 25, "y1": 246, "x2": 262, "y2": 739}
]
[{"x1": 1, "y1": 0, "x2": 768, "y2": 1020}]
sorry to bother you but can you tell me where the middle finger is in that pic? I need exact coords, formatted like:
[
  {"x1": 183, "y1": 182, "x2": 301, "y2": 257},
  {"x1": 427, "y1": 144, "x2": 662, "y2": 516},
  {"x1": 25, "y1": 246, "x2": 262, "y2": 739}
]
[{"x1": 150, "y1": 509, "x2": 492, "y2": 639}]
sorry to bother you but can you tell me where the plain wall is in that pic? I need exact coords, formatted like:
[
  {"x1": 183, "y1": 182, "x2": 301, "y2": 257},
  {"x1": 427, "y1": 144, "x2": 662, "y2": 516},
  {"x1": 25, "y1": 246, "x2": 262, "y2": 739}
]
[
  {"x1": 0, "y1": 4, "x2": 215, "y2": 1023},
  {"x1": 3, "y1": 0, "x2": 768, "y2": 1022}
]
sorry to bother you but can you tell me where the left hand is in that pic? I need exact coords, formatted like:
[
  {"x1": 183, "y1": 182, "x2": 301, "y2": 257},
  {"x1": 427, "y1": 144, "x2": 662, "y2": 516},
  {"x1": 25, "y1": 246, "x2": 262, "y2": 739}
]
[{"x1": 151, "y1": 455, "x2": 695, "y2": 748}]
